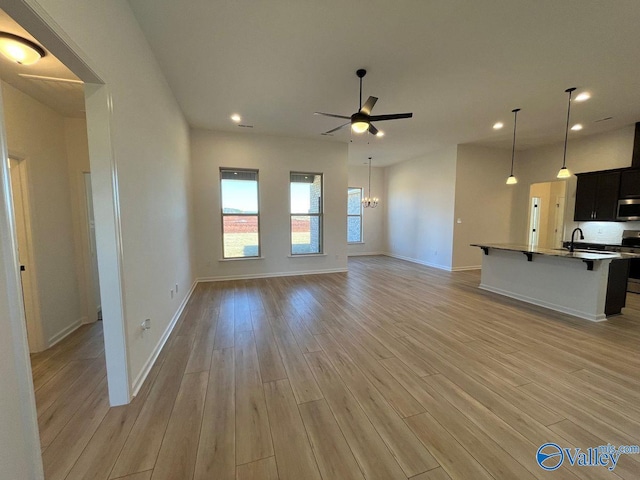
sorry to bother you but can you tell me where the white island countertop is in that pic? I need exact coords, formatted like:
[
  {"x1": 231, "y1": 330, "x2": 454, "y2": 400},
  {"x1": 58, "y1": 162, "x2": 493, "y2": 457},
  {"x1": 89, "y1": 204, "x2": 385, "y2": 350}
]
[
  {"x1": 470, "y1": 243, "x2": 638, "y2": 321},
  {"x1": 470, "y1": 243, "x2": 640, "y2": 261}
]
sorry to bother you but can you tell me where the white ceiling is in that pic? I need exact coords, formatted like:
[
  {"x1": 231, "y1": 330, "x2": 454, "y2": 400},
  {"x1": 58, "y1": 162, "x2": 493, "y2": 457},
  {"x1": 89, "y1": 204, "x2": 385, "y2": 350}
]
[
  {"x1": 126, "y1": 1, "x2": 640, "y2": 166},
  {"x1": 0, "y1": 9, "x2": 84, "y2": 118}
]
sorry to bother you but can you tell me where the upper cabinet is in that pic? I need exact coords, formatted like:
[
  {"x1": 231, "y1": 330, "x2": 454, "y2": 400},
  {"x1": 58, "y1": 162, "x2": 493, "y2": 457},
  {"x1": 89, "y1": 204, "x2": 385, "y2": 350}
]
[
  {"x1": 619, "y1": 169, "x2": 640, "y2": 198},
  {"x1": 574, "y1": 171, "x2": 621, "y2": 221}
]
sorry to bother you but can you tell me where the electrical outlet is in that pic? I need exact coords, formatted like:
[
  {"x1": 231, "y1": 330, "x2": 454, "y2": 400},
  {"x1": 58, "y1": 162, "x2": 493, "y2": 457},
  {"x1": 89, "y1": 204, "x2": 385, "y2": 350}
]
[
  {"x1": 141, "y1": 318, "x2": 151, "y2": 331},
  {"x1": 175, "y1": 283, "x2": 179, "y2": 294}
]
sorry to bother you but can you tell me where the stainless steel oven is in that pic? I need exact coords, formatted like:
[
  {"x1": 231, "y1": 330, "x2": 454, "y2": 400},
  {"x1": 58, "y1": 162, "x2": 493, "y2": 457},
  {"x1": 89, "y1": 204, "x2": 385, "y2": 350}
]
[{"x1": 617, "y1": 199, "x2": 640, "y2": 221}]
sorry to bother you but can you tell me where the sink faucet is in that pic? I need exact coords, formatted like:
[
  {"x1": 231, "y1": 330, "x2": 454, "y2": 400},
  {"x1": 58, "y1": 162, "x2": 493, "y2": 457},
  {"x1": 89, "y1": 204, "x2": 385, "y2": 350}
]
[{"x1": 569, "y1": 227, "x2": 585, "y2": 252}]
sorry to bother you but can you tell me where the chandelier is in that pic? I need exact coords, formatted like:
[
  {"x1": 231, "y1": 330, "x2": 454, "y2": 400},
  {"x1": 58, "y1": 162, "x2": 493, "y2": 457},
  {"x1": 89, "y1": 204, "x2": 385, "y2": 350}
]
[{"x1": 362, "y1": 156, "x2": 379, "y2": 208}]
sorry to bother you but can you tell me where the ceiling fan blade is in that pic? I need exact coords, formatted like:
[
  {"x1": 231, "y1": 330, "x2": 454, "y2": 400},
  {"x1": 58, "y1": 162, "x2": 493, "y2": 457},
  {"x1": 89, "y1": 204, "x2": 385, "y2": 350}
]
[
  {"x1": 360, "y1": 96, "x2": 378, "y2": 115},
  {"x1": 322, "y1": 122, "x2": 350, "y2": 135},
  {"x1": 369, "y1": 113, "x2": 413, "y2": 122},
  {"x1": 314, "y1": 112, "x2": 350, "y2": 120},
  {"x1": 368, "y1": 123, "x2": 379, "y2": 136}
]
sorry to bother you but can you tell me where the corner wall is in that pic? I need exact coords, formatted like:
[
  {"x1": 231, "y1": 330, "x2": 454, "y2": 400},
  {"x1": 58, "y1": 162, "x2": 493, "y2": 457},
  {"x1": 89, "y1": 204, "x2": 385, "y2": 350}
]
[
  {"x1": 452, "y1": 144, "x2": 515, "y2": 270},
  {"x1": 385, "y1": 147, "x2": 457, "y2": 270},
  {"x1": 191, "y1": 129, "x2": 348, "y2": 280}
]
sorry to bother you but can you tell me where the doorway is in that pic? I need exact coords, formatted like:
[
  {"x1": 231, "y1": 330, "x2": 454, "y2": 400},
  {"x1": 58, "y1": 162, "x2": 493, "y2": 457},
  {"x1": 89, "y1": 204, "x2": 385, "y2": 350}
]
[
  {"x1": 528, "y1": 181, "x2": 567, "y2": 249},
  {"x1": 8, "y1": 156, "x2": 43, "y2": 351}
]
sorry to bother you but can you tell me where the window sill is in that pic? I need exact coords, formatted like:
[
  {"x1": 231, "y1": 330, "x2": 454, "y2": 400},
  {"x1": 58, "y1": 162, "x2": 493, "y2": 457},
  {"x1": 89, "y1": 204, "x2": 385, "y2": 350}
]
[
  {"x1": 288, "y1": 253, "x2": 327, "y2": 258},
  {"x1": 219, "y1": 256, "x2": 265, "y2": 262},
  {"x1": 348, "y1": 242, "x2": 365, "y2": 245}
]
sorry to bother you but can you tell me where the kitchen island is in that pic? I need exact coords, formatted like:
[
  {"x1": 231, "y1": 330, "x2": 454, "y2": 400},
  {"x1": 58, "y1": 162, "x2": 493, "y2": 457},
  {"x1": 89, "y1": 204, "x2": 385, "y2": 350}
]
[{"x1": 471, "y1": 243, "x2": 633, "y2": 321}]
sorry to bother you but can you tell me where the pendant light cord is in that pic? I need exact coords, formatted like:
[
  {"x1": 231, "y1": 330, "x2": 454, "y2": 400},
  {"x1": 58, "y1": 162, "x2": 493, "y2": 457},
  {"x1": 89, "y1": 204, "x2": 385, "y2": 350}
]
[
  {"x1": 562, "y1": 88, "x2": 576, "y2": 169},
  {"x1": 368, "y1": 157, "x2": 372, "y2": 198},
  {"x1": 510, "y1": 108, "x2": 520, "y2": 176}
]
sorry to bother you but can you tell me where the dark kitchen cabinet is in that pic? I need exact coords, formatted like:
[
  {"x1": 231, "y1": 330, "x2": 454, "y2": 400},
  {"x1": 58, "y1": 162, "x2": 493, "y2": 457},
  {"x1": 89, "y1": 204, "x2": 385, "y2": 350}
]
[
  {"x1": 619, "y1": 169, "x2": 640, "y2": 198},
  {"x1": 574, "y1": 171, "x2": 621, "y2": 221}
]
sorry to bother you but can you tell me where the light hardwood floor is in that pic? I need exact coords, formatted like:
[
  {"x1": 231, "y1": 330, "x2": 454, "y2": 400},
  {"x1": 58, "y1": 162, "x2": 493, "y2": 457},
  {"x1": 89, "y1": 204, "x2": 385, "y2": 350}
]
[{"x1": 32, "y1": 256, "x2": 640, "y2": 479}]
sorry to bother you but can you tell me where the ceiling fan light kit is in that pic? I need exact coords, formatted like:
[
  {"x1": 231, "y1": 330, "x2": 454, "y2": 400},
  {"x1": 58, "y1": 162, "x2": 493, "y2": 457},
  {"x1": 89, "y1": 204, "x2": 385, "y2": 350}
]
[{"x1": 315, "y1": 68, "x2": 413, "y2": 136}]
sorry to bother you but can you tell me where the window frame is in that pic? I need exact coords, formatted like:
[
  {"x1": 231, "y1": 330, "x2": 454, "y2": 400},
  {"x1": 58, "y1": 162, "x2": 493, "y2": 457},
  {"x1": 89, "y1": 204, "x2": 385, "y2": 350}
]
[
  {"x1": 220, "y1": 167, "x2": 261, "y2": 259},
  {"x1": 289, "y1": 171, "x2": 324, "y2": 256},
  {"x1": 347, "y1": 186, "x2": 364, "y2": 244}
]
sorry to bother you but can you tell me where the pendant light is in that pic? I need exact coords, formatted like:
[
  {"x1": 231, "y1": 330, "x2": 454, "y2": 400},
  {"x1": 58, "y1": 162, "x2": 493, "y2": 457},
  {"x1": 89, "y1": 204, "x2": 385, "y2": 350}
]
[
  {"x1": 557, "y1": 87, "x2": 576, "y2": 179},
  {"x1": 506, "y1": 108, "x2": 520, "y2": 185},
  {"x1": 362, "y1": 156, "x2": 379, "y2": 208}
]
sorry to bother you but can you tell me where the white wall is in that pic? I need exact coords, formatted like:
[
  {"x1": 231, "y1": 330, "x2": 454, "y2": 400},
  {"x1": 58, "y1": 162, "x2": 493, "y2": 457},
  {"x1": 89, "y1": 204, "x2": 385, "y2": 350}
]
[
  {"x1": 385, "y1": 147, "x2": 457, "y2": 270},
  {"x1": 64, "y1": 117, "x2": 98, "y2": 324},
  {"x1": 512, "y1": 125, "x2": 639, "y2": 245},
  {"x1": 347, "y1": 165, "x2": 385, "y2": 255},
  {"x1": 452, "y1": 145, "x2": 515, "y2": 269},
  {"x1": 15, "y1": 0, "x2": 195, "y2": 397},
  {"x1": 191, "y1": 129, "x2": 348, "y2": 279},
  {"x1": 2, "y1": 81, "x2": 84, "y2": 346}
]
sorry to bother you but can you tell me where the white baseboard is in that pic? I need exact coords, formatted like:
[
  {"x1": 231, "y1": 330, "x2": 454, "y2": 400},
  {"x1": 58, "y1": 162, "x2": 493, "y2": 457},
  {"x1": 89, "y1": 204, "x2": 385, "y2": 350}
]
[
  {"x1": 130, "y1": 279, "x2": 198, "y2": 397},
  {"x1": 347, "y1": 251, "x2": 384, "y2": 257},
  {"x1": 383, "y1": 252, "x2": 452, "y2": 271},
  {"x1": 198, "y1": 268, "x2": 348, "y2": 282},
  {"x1": 451, "y1": 265, "x2": 482, "y2": 271},
  {"x1": 47, "y1": 319, "x2": 83, "y2": 348},
  {"x1": 478, "y1": 283, "x2": 607, "y2": 322}
]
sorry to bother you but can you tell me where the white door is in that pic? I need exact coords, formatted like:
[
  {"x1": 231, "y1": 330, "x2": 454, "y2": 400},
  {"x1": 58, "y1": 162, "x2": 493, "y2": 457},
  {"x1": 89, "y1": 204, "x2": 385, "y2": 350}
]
[
  {"x1": 8, "y1": 158, "x2": 43, "y2": 352},
  {"x1": 528, "y1": 196, "x2": 541, "y2": 247}
]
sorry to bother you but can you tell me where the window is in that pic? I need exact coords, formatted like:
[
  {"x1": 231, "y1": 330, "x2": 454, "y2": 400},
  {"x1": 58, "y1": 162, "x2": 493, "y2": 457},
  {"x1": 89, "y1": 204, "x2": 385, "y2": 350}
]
[
  {"x1": 347, "y1": 187, "x2": 363, "y2": 243},
  {"x1": 290, "y1": 172, "x2": 323, "y2": 254},
  {"x1": 220, "y1": 168, "x2": 260, "y2": 258}
]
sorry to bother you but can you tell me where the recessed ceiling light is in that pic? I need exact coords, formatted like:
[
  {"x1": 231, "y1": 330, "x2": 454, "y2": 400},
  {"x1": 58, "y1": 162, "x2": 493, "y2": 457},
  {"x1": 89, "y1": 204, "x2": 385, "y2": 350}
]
[
  {"x1": 575, "y1": 92, "x2": 591, "y2": 102},
  {"x1": 231, "y1": 114, "x2": 241, "y2": 123},
  {"x1": 376, "y1": 131, "x2": 385, "y2": 137},
  {"x1": 0, "y1": 32, "x2": 45, "y2": 65},
  {"x1": 571, "y1": 124, "x2": 583, "y2": 131},
  {"x1": 493, "y1": 122, "x2": 504, "y2": 130}
]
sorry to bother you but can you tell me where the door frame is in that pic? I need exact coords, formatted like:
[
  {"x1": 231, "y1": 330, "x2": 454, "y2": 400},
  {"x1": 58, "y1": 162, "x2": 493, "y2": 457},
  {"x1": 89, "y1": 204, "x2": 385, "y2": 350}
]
[{"x1": 1, "y1": 0, "x2": 131, "y2": 416}]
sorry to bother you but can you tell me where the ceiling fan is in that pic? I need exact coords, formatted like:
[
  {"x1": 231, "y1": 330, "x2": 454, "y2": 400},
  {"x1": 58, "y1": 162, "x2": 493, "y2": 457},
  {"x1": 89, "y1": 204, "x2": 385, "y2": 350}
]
[{"x1": 315, "y1": 68, "x2": 413, "y2": 136}]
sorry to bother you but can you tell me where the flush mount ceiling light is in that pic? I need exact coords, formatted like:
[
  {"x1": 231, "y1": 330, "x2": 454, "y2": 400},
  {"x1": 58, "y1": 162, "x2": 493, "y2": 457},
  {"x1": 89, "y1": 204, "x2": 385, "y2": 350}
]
[
  {"x1": 493, "y1": 122, "x2": 504, "y2": 130},
  {"x1": 0, "y1": 32, "x2": 45, "y2": 65},
  {"x1": 575, "y1": 92, "x2": 591, "y2": 102},
  {"x1": 362, "y1": 156, "x2": 379, "y2": 208},
  {"x1": 557, "y1": 87, "x2": 577, "y2": 179},
  {"x1": 506, "y1": 108, "x2": 520, "y2": 185}
]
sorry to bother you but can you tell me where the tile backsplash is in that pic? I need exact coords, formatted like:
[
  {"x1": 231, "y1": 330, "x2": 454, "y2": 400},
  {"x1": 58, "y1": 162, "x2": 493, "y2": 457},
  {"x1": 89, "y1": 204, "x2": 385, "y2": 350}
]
[{"x1": 567, "y1": 221, "x2": 640, "y2": 244}]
